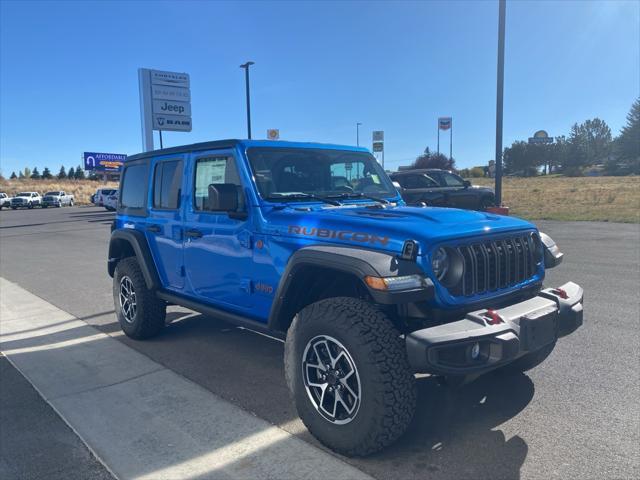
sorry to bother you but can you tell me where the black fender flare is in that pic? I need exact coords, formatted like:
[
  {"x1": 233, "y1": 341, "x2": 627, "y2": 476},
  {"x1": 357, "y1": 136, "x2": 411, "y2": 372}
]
[
  {"x1": 267, "y1": 245, "x2": 433, "y2": 332},
  {"x1": 108, "y1": 229, "x2": 161, "y2": 290}
]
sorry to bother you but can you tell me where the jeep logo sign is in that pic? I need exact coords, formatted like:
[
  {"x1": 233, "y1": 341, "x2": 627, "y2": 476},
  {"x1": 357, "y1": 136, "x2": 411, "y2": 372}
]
[{"x1": 153, "y1": 100, "x2": 191, "y2": 117}]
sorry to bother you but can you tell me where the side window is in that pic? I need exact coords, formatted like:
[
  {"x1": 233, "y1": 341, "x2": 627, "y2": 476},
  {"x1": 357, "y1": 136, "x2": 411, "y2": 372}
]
[
  {"x1": 193, "y1": 156, "x2": 241, "y2": 211},
  {"x1": 120, "y1": 164, "x2": 148, "y2": 210},
  {"x1": 153, "y1": 160, "x2": 183, "y2": 209},
  {"x1": 415, "y1": 175, "x2": 439, "y2": 188},
  {"x1": 402, "y1": 175, "x2": 419, "y2": 189},
  {"x1": 441, "y1": 172, "x2": 464, "y2": 187}
]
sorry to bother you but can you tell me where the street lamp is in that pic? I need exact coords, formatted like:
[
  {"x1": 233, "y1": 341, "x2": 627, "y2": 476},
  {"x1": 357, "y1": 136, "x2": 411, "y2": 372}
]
[
  {"x1": 240, "y1": 61, "x2": 255, "y2": 139},
  {"x1": 356, "y1": 122, "x2": 362, "y2": 146},
  {"x1": 494, "y1": 0, "x2": 506, "y2": 205}
]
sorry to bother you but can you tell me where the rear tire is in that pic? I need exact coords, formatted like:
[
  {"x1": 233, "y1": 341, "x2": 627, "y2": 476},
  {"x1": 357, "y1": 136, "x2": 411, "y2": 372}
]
[
  {"x1": 500, "y1": 342, "x2": 556, "y2": 374},
  {"x1": 285, "y1": 297, "x2": 416, "y2": 456},
  {"x1": 113, "y1": 257, "x2": 166, "y2": 339}
]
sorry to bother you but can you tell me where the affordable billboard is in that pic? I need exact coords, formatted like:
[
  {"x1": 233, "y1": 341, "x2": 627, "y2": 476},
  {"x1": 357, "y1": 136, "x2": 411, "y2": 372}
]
[{"x1": 83, "y1": 152, "x2": 126, "y2": 172}]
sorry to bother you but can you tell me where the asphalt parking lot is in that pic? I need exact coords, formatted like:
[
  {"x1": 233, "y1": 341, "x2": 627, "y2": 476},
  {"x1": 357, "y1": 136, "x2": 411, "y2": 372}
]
[{"x1": 1, "y1": 205, "x2": 639, "y2": 480}]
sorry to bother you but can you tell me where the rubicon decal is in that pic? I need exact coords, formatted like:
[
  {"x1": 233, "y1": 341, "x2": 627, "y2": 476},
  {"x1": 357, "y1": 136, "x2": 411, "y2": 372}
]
[{"x1": 288, "y1": 226, "x2": 390, "y2": 246}]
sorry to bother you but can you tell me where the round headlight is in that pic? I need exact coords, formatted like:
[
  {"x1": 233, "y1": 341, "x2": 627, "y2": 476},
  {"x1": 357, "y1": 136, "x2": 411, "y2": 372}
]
[{"x1": 431, "y1": 247, "x2": 450, "y2": 281}]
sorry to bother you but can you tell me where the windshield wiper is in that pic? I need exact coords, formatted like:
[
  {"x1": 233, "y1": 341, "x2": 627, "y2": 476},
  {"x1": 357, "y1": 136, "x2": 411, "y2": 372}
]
[
  {"x1": 327, "y1": 192, "x2": 390, "y2": 204},
  {"x1": 265, "y1": 193, "x2": 342, "y2": 206}
]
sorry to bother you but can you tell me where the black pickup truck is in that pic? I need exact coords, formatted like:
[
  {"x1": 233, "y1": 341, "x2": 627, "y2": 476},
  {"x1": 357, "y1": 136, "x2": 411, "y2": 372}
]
[{"x1": 390, "y1": 169, "x2": 495, "y2": 210}]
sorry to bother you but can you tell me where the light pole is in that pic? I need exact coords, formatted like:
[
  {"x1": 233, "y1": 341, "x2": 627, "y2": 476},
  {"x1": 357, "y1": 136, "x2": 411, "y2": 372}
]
[
  {"x1": 494, "y1": 0, "x2": 506, "y2": 205},
  {"x1": 356, "y1": 122, "x2": 362, "y2": 146},
  {"x1": 240, "y1": 61, "x2": 255, "y2": 139}
]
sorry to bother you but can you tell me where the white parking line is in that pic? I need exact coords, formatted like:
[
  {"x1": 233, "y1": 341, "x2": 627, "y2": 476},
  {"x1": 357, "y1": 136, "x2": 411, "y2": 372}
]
[{"x1": 0, "y1": 278, "x2": 372, "y2": 480}]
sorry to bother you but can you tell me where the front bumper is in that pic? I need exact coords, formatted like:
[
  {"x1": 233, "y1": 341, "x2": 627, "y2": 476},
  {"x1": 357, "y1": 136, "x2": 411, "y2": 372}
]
[{"x1": 406, "y1": 281, "x2": 583, "y2": 375}]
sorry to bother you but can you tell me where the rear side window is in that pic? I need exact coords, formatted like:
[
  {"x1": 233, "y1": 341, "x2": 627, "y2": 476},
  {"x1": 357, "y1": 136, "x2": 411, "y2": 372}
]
[
  {"x1": 193, "y1": 156, "x2": 241, "y2": 211},
  {"x1": 153, "y1": 160, "x2": 183, "y2": 209},
  {"x1": 120, "y1": 164, "x2": 148, "y2": 210}
]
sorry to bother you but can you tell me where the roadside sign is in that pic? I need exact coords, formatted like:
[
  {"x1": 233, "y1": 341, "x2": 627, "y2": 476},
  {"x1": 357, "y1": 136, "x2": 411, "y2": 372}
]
[
  {"x1": 372, "y1": 131, "x2": 384, "y2": 142},
  {"x1": 150, "y1": 70, "x2": 190, "y2": 87},
  {"x1": 153, "y1": 99, "x2": 191, "y2": 117},
  {"x1": 438, "y1": 117, "x2": 452, "y2": 130},
  {"x1": 153, "y1": 114, "x2": 192, "y2": 131},
  {"x1": 372, "y1": 141, "x2": 384, "y2": 152},
  {"x1": 83, "y1": 152, "x2": 126, "y2": 172},
  {"x1": 139, "y1": 68, "x2": 192, "y2": 150},
  {"x1": 267, "y1": 129, "x2": 280, "y2": 140},
  {"x1": 528, "y1": 130, "x2": 554, "y2": 144}
]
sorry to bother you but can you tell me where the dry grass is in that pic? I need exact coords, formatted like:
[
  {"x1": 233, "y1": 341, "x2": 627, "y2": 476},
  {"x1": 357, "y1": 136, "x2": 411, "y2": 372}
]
[
  {"x1": 470, "y1": 176, "x2": 640, "y2": 223},
  {"x1": 0, "y1": 179, "x2": 119, "y2": 205},
  {"x1": 2, "y1": 176, "x2": 638, "y2": 223}
]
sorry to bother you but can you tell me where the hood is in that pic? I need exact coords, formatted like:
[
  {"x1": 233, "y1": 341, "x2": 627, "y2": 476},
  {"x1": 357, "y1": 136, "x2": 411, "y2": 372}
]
[{"x1": 262, "y1": 203, "x2": 536, "y2": 255}]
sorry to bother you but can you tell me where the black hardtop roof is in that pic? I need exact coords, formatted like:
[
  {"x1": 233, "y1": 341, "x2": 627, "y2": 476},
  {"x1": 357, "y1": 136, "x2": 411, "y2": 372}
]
[
  {"x1": 391, "y1": 169, "x2": 451, "y2": 175},
  {"x1": 126, "y1": 139, "x2": 241, "y2": 162}
]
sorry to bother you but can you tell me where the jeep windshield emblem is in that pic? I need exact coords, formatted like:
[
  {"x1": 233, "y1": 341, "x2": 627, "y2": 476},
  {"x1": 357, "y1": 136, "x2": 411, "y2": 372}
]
[{"x1": 288, "y1": 225, "x2": 390, "y2": 246}]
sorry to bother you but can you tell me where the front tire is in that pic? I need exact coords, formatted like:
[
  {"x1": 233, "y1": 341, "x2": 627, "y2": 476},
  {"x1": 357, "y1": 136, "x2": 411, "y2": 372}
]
[
  {"x1": 285, "y1": 297, "x2": 416, "y2": 456},
  {"x1": 113, "y1": 257, "x2": 166, "y2": 339}
]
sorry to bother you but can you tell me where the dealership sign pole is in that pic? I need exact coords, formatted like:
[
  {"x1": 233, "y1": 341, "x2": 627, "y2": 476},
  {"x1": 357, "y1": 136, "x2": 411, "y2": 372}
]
[
  {"x1": 138, "y1": 68, "x2": 192, "y2": 152},
  {"x1": 372, "y1": 131, "x2": 384, "y2": 169}
]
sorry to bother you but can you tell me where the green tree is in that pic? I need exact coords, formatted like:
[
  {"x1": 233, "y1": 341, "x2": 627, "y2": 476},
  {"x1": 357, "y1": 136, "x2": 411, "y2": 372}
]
[
  {"x1": 57, "y1": 165, "x2": 67, "y2": 179},
  {"x1": 74, "y1": 165, "x2": 85, "y2": 180},
  {"x1": 68, "y1": 167, "x2": 75, "y2": 179},
  {"x1": 42, "y1": 167, "x2": 52, "y2": 179},
  {"x1": 503, "y1": 141, "x2": 537, "y2": 176},
  {"x1": 612, "y1": 98, "x2": 640, "y2": 174},
  {"x1": 412, "y1": 147, "x2": 456, "y2": 170},
  {"x1": 579, "y1": 118, "x2": 613, "y2": 165},
  {"x1": 30, "y1": 167, "x2": 41, "y2": 179},
  {"x1": 18, "y1": 171, "x2": 25, "y2": 179},
  {"x1": 10, "y1": 171, "x2": 17, "y2": 179}
]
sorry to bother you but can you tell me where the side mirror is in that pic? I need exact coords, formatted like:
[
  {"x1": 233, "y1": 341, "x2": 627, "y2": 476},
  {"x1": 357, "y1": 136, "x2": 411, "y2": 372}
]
[
  {"x1": 392, "y1": 181, "x2": 403, "y2": 192},
  {"x1": 463, "y1": 180, "x2": 471, "y2": 188},
  {"x1": 207, "y1": 184, "x2": 248, "y2": 220},
  {"x1": 207, "y1": 184, "x2": 238, "y2": 212}
]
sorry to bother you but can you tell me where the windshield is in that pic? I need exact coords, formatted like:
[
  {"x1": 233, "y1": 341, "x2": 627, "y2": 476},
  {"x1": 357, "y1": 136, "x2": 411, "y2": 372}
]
[
  {"x1": 45, "y1": 192, "x2": 60, "y2": 196},
  {"x1": 247, "y1": 147, "x2": 397, "y2": 201},
  {"x1": 17, "y1": 192, "x2": 30, "y2": 196}
]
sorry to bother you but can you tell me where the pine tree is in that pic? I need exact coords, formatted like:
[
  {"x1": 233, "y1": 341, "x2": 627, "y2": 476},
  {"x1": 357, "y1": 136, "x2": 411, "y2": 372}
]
[
  {"x1": 614, "y1": 98, "x2": 640, "y2": 174},
  {"x1": 10, "y1": 172, "x2": 17, "y2": 179},
  {"x1": 74, "y1": 165, "x2": 85, "y2": 180},
  {"x1": 68, "y1": 167, "x2": 75, "y2": 179},
  {"x1": 42, "y1": 167, "x2": 52, "y2": 179},
  {"x1": 19, "y1": 171, "x2": 25, "y2": 179},
  {"x1": 57, "y1": 165, "x2": 67, "y2": 179},
  {"x1": 31, "y1": 167, "x2": 41, "y2": 179}
]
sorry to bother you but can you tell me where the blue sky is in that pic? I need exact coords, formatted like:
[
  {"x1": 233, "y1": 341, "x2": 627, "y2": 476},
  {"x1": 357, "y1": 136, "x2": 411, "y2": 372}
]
[{"x1": 1, "y1": 0, "x2": 638, "y2": 175}]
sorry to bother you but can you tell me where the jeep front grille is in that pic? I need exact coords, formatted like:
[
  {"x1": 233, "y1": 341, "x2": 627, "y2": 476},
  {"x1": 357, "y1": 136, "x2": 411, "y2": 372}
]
[{"x1": 450, "y1": 234, "x2": 539, "y2": 297}]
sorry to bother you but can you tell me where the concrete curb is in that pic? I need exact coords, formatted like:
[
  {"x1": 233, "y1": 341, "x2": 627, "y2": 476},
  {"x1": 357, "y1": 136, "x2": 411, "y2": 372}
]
[{"x1": 0, "y1": 277, "x2": 372, "y2": 480}]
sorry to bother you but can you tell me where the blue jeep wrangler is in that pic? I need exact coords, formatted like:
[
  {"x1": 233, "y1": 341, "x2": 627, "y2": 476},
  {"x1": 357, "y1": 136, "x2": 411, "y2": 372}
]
[{"x1": 108, "y1": 139, "x2": 583, "y2": 456}]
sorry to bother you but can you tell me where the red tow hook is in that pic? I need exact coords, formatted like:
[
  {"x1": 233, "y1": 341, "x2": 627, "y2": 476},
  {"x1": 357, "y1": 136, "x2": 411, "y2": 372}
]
[
  {"x1": 485, "y1": 309, "x2": 504, "y2": 325},
  {"x1": 553, "y1": 287, "x2": 569, "y2": 299}
]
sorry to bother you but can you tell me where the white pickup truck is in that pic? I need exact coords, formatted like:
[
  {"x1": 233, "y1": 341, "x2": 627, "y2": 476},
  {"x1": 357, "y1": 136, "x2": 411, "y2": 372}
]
[
  {"x1": 11, "y1": 192, "x2": 42, "y2": 209},
  {"x1": 42, "y1": 191, "x2": 75, "y2": 207},
  {"x1": 0, "y1": 192, "x2": 13, "y2": 210}
]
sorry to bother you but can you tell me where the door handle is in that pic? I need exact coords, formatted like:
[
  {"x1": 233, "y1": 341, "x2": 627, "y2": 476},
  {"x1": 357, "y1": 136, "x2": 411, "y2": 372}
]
[
  {"x1": 146, "y1": 225, "x2": 161, "y2": 233},
  {"x1": 185, "y1": 229, "x2": 203, "y2": 239}
]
